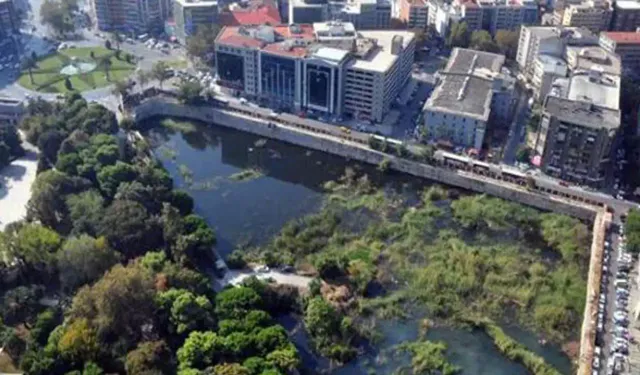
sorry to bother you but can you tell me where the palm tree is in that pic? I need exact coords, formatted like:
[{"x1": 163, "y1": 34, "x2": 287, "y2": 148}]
[
  {"x1": 21, "y1": 58, "x2": 37, "y2": 85},
  {"x1": 151, "y1": 61, "x2": 168, "y2": 89},
  {"x1": 110, "y1": 32, "x2": 122, "y2": 51},
  {"x1": 103, "y1": 59, "x2": 112, "y2": 81}
]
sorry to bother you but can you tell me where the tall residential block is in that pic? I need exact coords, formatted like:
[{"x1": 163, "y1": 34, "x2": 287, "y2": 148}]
[{"x1": 457, "y1": 0, "x2": 538, "y2": 35}]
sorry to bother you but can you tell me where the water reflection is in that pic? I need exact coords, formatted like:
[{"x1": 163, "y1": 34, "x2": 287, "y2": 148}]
[{"x1": 144, "y1": 118, "x2": 572, "y2": 375}]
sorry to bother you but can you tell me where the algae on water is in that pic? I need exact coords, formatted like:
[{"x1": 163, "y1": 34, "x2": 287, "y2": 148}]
[{"x1": 229, "y1": 168, "x2": 264, "y2": 182}]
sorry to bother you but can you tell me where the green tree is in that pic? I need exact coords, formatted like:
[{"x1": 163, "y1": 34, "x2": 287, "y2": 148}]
[
  {"x1": 170, "y1": 190, "x2": 195, "y2": 215},
  {"x1": 156, "y1": 288, "x2": 215, "y2": 334},
  {"x1": 125, "y1": 340, "x2": 173, "y2": 375},
  {"x1": 1, "y1": 285, "x2": 45, "y2": 325},
  {"x1": 69, "y1": 264, "x2": 155, "y2": 346},
  {"x1": 177, "y1": 331, "x2": 226, "y2": 370},
  {"x1": 494, "y1": 30, "x2": 519, "y2": 59},
  {"x1": 136, "y1": 69, "x2": 149, "y2": 89},
  {"x1": 177, "y1": 80, "x2": 203, "y2": 105},
  {"x1": 57, "y1": 318, "x2": 99, "y2": 363},
  {"x1": 66, "y1": 190, "x2": 105, "y2": 237},
  {"x1": 151, "y1": 61, "x2": 169, "y2": 89},
  {"x1": 446, "y1": 22, "x2": 470, "y2": 48},
  {"x1": 97, "y1": 161, "x2": 137, "y2": 197},
  {"x1": 56, "y1": 235, "x2": 120, "y2": 291},
  {"x1": 266, "y1": 345, "x2": 300, "y2": 372},
  {"x1": 211, "y1": 363, "x2": 251, "y2": 375},
  {"x1": 65, "y1": 76, "x2": 73, "y2": 91},
  {"x1": 112, "y1": 80, "x2": 130, "y2": 108},
  {"x1": 215, "y1": 287, "x2": 262, "y2": 320},
  {"x1": 98, "y1": 199, "x2": 161, "y2": 257},
  {"x1": 103, "y1": 59, "x2": 112, "y2": 81},
  {"x1": 625, "y1": 208, "x2": 640, "y2": 254},
  {"x1": 40, "y1": 0, "x2": 76, "y2": 35},
  {"x1": 186, "y1": 24, "x2": 221, "y2": 63},
  {"x1": 0, "y1": 223, "x2": 62, "y2": 277},
  {"x1": 470, "y1": 30, "x2": 499, "y2": 53}
]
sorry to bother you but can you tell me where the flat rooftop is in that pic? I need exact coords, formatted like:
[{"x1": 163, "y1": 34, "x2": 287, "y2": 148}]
[
  {"x1": 615, "y1": 0, "x2": 640, "y2": 9},
  {"x1": 565, "y1": 45, "x2": 621, "y2": 75},
  {"x1": 347, "y1": 30, "x2": 414, "y2": 73},
  {"x1": 567, "y1": 71, "x2": 620, "y2": 110},
  {"x1": 425, "y1": 74, "x2": 493, "y2": 120},
  {"x1": 446, "y1": 48, "x2": 505, "y2": 75},
  {"x1": 525, "y1": 26, "x2": 597, "y2": 43},
  {"x1": 545, "y1": 96, "x2": 620, "y2": 130},
  {"x1": 175, "y1": 0, "x2": 217, "y2": 7},
  {"x1": 601, "y1": 31, "x2": 640, "y2": 45}
]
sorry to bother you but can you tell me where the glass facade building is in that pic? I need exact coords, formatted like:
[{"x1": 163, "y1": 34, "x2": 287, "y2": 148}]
[{"x1": 260, "y1": 54, "x2": 297, "y2": 108}]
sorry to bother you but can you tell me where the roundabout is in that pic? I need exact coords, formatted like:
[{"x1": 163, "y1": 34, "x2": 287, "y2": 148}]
[{"x1": 17, "y1": 47, "x2": 136, "y2": 93}]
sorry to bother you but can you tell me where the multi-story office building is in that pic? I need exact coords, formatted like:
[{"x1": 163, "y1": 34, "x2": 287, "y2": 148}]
[
  {"x1": 516, "y1": 26, "x2": 598, "y2": 80},
  {"x1": 535, "y1": 96, "x2": 619, "y2": 186},
  {"x1": 0, "y1": 97, "x2": 24, "y2": 126},
  {"x1": 214, "y1": 22, "x2": 415, "y2": 122},
  {"x1": 560, "y1": 0, "x2": 613, "y2": 33},
  {"x1": 422, "y1": 48, "x2": 516, "y2": 150},
  {"x1": 600, "y1": 31, "x2": 640, "y2": 73},
  {"x1": 91, "y1": 0, "x2": 171, "y2": 32},
  {"x1": 288, "y1": 0, "x2": 328, "y2": 23},
  {"x1": 611, "y1": 0, "x2": 640, "y2": 31},
  {"x1": 174, "y1": 0, "x2": 218, "y2": 43},
  {"x1": 457, "y1": 0, "x2": 538, "y2": 35},
  {"x1": 399, "y1": 0, "x2": 429, "y2": 29}
]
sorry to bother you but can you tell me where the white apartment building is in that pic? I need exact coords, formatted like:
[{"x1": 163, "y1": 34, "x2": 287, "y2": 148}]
[
  {"x1": 532, "y1": 54, "x2": 568, "y2": 101},
  {"x1": 427, "y1": 0, "x2": 462, "y2": 37},
  {"x1": 516, "y1": 25, "x2": 598, "y2": 80},
  {"x1": 422, "y1": 48, "x2": 515, "y2": 150},
  {"x1": 560, "y1": 0, "x2": 613, "y2": 33},
  {"x1": 335, "y1": 0, "x2": 392, "y2": 29}
]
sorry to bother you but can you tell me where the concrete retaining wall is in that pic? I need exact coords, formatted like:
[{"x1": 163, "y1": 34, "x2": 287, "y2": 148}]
[{"x1": 135, "y1": 99, "x2": 597, "y2": 221}]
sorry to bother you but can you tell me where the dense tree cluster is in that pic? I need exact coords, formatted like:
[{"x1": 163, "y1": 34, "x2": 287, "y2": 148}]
[
  {"x1": 0, "y1": 95, "x2": 300, "y2": 374},
  {"x1": 625, "y1": 208, "x2": 640, "y2": 255},
  {"x1": 0, "y1": 125, "x2": 24, "y2": 169},
  {"x1": 446, "y1": 22, "x2": 519, "y2": 58}
]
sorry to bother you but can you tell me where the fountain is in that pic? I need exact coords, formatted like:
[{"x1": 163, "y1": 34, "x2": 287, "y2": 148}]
[{"x1": 60, "y1": 57, "x2": 97, "y2": 76}]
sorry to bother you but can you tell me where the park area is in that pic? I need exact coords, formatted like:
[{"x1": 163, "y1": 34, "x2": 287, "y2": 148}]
[{"x1": 17, "y1": 47, "x2": 136, "y2": 93}]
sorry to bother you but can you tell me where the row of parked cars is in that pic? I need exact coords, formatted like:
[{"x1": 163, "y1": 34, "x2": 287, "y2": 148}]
[{"x1": 595, "y1": 225, "x2": 635, "y2": 375}]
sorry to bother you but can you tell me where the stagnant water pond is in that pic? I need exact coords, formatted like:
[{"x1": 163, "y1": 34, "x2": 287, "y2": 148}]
[{"x1": 143, "y1": 118, "x2": 574, "y2": 375}]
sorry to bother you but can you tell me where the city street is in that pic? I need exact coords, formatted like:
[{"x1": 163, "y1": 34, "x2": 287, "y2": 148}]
[{"x1": 502, "y1": 90, "x2": 530, "y2": 165}]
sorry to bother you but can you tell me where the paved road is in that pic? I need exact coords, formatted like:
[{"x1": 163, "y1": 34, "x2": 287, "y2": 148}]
[
  {"x1": 391, "y1": 78, "x2": 433, "y2": 139},
  {"x1": 0, "y1": 139, "x2": 38, "y2": 231},
  {"x1": 600, "y1": 222, "x2": 623, "y2": 374},
  {"x1": 502, "y1": 90, "x2": 530, "y2": 165},
  {"x1": 213, "y1": 267, "x2": 313, "y2": 291}
]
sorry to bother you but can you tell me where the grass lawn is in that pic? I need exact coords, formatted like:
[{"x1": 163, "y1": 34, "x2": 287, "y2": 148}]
[
  {"x1": 18, "y1": 47, "x2": 136, "y2": 93},
  {"x1": 166, "y1": 58, "x2": 189, "y2": 69}
]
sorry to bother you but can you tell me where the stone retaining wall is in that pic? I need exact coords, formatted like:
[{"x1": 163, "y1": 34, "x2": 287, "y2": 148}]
[{"x1": 134, "y1": 99, "x2": 597, "y2": 221}]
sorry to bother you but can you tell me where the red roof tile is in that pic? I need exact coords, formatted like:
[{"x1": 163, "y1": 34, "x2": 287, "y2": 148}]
[
  {"x1": 216, "y1": 27, "x2": 265, "y2": 48},
  {"x1": 219, "y1": 0, "x2": 281, "y2": 26},
  {"x1": 262, "y1": 43, "x2": 308, "y2": 58},
  {"x1": 602, "y1": 31, "x2": 640, "y2": 45}
]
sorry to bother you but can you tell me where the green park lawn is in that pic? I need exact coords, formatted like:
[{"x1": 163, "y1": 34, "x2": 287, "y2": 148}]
[{"x1": 18, "y1": 47, "x2": 136, "y2": 93}]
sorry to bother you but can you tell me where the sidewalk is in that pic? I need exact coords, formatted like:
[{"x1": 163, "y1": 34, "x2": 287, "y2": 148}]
[
  {"x1": 626, "y1": 262, "x2": 640, "y2": 374},
  {"x1": 0, "y1": 146, "x2": 38, "y2": 231}
]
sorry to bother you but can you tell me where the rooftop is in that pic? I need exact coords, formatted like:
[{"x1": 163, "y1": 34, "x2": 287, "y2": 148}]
[
  {"x1": 174, "y1": 0, "x2": 218, "y2": 7},
  {"x1": 446, "y1": 48, "x2": 505, "y2": 76},
  {"x1": 219, "y1": 0, "x2": 281, "y2": 26},
  {"x1": 425, "y1": 74, "x2": 493, "y2": 120},
  {"x1": 347, "y1": 30, "x2": 415, "y2": 73},
  {"x1": 537, "y1": 54, "x2": 568, "y2": 75},
  {"x1": 567, "y1": 70, "x2": 620, "y2": 110},
  {"x1": 216, "y1": 24, "x2": 316, "y2": 49},
  {"x1": 313, "y1": 21, "x2": 357, "y2": 40},
  {"x1": 601, "y1": 31, "x2": 640, "y2": 44},
  {"x1": 544, "y1": 95, "x2": 620, "y2": 130},
  {"x1": 565, "y1": 45, "x2": 621, "y2": 75},
  {"x1": 614, "y1": 0, "x2": 640, "y2": 8},
  {"x1": 526, "y1": 26, "x2": 597, "y2": 43}
]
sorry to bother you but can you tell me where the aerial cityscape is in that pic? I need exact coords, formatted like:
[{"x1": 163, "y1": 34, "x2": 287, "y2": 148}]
[{"x1": 0, "y1": 0, "x2": 640, "y2": 374}]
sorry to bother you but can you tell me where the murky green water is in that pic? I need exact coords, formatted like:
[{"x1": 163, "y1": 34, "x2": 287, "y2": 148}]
[{"x1": 144, "y1": 119, "x2": 573, "y2": 375}]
